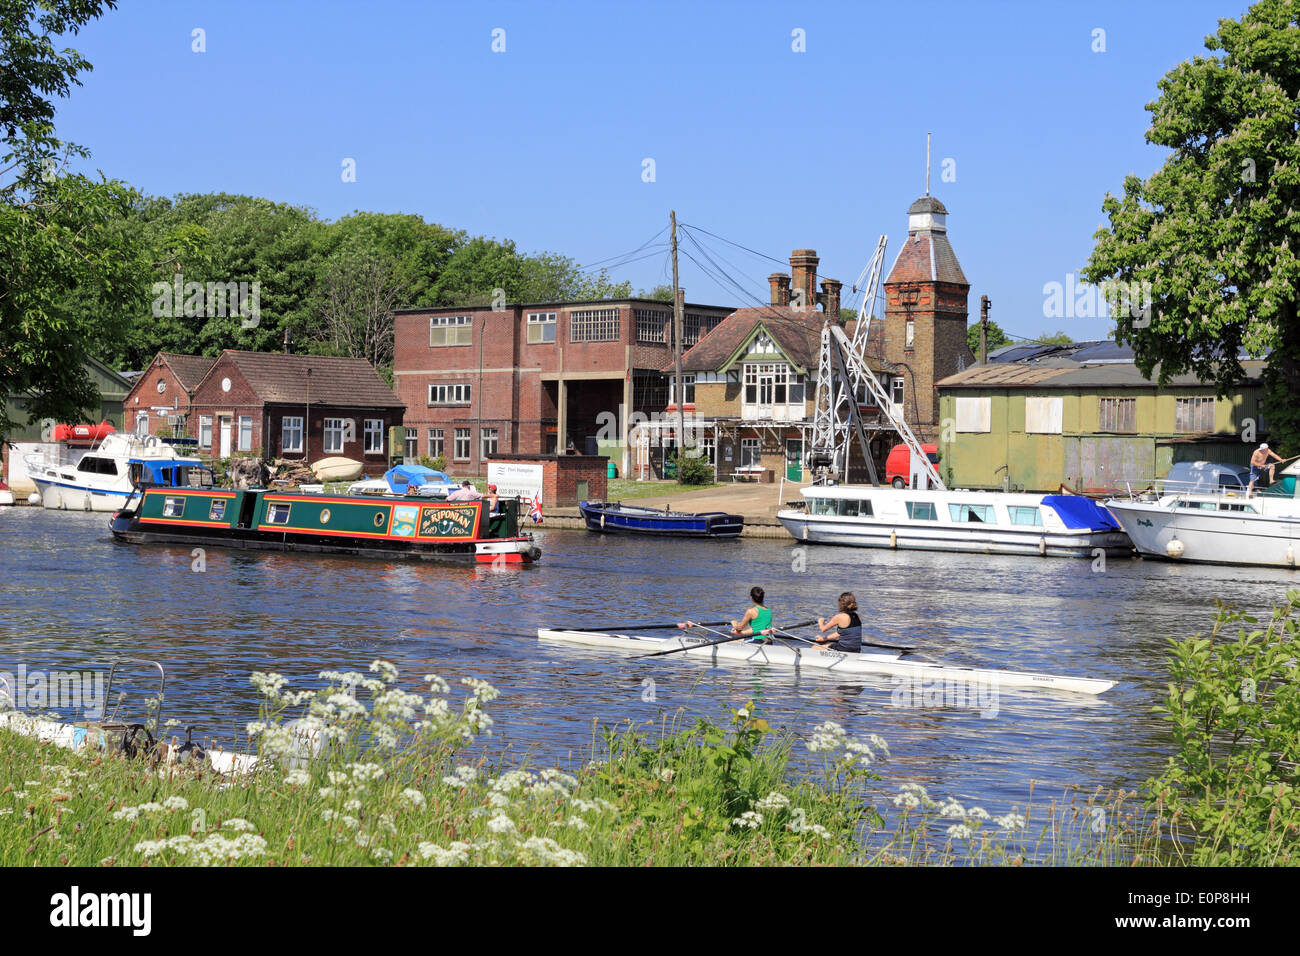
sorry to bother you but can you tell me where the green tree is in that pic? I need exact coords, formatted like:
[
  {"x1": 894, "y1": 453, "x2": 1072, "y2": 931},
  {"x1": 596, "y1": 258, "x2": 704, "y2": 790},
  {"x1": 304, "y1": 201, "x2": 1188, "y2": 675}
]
[
  {"x1": 1032, "y1": 330, "x2": 1073, "y2": 345},
  {"x1": 966, "y1": 319, "x2": 1012, "y2": 355},
  {"x1": 640, "y1": 284, "x2": 675, "y2": 303},
  {"x1": 1082, "y1": 0, "x2": 1300, "y2": 450},
  {"x1": 0, "y1": 0, "x2": 151, "y2": 434}
]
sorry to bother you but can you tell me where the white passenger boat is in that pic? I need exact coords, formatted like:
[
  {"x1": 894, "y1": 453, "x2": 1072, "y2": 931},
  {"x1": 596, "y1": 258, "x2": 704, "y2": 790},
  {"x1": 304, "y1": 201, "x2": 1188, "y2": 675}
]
[
  {"x1": 537, "y1": 628, "x2": 1116, "y2": 695},
  {"x1": 1105, "y1": 468, "x2": 1300, "y2": 568},
  {"x1": 777, "y1": 486, "x2": 1131, "y2": 558},
  {"x1": 25, "y1": 433, "x2": 205, "y2": 512}
]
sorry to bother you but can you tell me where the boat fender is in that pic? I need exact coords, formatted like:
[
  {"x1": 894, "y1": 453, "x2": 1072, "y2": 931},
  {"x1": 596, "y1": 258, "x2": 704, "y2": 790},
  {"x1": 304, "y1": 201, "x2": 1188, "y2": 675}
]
[
  {"x1": 83, "y1": 494, "x2": 91, "y2": 512},
  {"x1": 1287, "y1": 545, "x2": 1295, "y2": 568},
  {"x1": 27, "y1": 492, "x2": 40, "y2": 505},
  {"x1": 890, "y1": 530, "x2": 897, "y2": 549},
  {"x1": 600, "y1": 513, "x2": 605, "y2": 529},
  {"x1": 1038, "y1": 536, "x2": 1047, "y2": 556},
  {"x1": 1166, "y1": 537, "x2": 1185, "y2": 559}
]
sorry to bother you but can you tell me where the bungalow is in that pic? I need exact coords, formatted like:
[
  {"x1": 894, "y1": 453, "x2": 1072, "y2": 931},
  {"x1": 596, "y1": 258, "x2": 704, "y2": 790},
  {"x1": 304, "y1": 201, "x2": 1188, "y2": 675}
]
[{"x1": 187, "y1": 350, "x2": 405, "y2": 464}]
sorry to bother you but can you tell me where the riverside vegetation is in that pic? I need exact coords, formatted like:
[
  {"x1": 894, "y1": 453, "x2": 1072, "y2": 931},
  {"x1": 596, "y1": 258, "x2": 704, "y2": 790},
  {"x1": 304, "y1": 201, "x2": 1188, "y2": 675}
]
[{"x1": 0, "y1": 592, "x2": 1297, "y2": 867}]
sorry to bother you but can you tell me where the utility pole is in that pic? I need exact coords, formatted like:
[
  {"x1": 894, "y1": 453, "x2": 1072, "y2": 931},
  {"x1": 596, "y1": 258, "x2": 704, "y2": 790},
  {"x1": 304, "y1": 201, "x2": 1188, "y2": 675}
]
[
  {"x1": 979, "y1": 295, "x2": 990, "y2": 364},
  {"x1": 671, "y1": 210, "x2": 684, "y2": 476}
]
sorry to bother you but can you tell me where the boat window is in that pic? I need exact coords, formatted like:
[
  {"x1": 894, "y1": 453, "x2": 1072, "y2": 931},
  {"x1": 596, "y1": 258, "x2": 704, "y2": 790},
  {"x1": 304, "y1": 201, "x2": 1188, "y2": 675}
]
[
  {"x1": 809, "y1": 498, "x2": 838, "y2": 516},
  {"x1": 77, "y1": 456, "x2": 118, "y2": 476},
  {"x1": 128, "y1": 462, "x2": 144, "y2": 485},
  {"x1": 906, "y1": 501, "x2": 938, "y2": 521},
  {"x1": 949, "y1": 503, "x2": 996, "y2": 523},
  {"x1": 209, "y1": 500, "x2": 227, "y2": 521},
  {"x1": 1008, "y1": 506, "x2": 1042, "y2": 526},
  {"x1": 1219, "y1": 502, "x2": 1258, "y2": 513},
  {"x1": 836, "y1": 498, "x2": 872, "y2": 517},
  {"x1": 162, "y1": 496, "x2": 185, "y2": 518},
  {"x1": 266, "y1": 503, "x2": 292, "y2": 525},
  {"x1": 1179, "y1": 499, "x2": 1217, "y2": 510}
]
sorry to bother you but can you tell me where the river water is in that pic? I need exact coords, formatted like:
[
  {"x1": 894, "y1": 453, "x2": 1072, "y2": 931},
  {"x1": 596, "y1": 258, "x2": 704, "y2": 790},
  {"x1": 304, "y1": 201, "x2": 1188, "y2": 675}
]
[{"x1": 2, "y1": 507, "x2": 1296, "y2": 820}]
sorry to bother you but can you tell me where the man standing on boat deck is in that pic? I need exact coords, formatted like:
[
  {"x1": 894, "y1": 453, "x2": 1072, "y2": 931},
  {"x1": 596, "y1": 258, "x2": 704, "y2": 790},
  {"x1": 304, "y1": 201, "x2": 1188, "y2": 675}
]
[
  {"x1": 1247, "y1": 443, "x2": 1284, "y2": 496},
  {"x1": 731, "y1": 586, "x2": 773, "y2": 642},
  {"x1": 448, "y1": 480, "x2": 482, "y2": 501}
]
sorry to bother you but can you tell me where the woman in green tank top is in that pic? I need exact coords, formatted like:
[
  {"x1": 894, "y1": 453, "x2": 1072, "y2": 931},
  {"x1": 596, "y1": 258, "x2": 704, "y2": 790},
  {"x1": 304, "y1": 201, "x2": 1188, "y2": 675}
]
[{"x1": 732, "y1": 586, "x2": 773, "y2": 642}]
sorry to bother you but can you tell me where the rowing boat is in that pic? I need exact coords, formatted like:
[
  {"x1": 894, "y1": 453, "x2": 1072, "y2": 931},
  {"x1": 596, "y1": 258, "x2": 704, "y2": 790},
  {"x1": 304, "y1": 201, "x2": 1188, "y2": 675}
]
[{"x1": 536, "y1": 628, "x2": 1116, "y2": 695}]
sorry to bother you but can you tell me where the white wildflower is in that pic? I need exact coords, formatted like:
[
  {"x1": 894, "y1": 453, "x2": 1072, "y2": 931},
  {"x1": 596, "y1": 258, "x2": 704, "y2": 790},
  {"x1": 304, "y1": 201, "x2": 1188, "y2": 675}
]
[
  {"x1": 806, "y1": 721, "x2": 848, "y2": 752},
  {"x1": 947, "y1": 824, "x2": 973, "y2": 839},
  {"x1": 162, "y1": 796, "x2": 189, "y2": 811},
  {"x1": 995, "y1": 811, "x2": 1026, "y2": 831},
  {"x1": 754, "y1": 791, "x2": 791, "y2": 811},
  {"x1": 486, "y1": 813, "x2": 517, "y2": 834},
  {"x1": 284, "y1": 769, "x2": 310, "y2": 787},
  {"x1": 223, "y1": 818, "x2": 257, "y2": 833},
  {"x1": 369, "y1": 660, "x2": 399, "y2": 684},
  {"x1": 424, "y1": 674, "x2": 450, "y2": 694},
  {"x1": 417, "y1": 840, "x2": 470, "y2": 865},
  {"x1": 563, "y1": 815, "x2": 589, "y2": 830},
  {"x1": 731, "y1": 810, "x2": 763, "y2": 830},
  {"x1": 401, "y1": 789, "x2": 426, "y2": 809},
  {"x1": 111, "y1": 805, "x2": 140, "y2": 821}
]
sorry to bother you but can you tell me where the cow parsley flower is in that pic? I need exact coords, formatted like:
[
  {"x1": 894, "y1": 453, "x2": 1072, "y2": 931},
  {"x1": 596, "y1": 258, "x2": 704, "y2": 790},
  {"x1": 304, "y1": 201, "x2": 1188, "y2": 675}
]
[
  {"x1": 754, "y1": 791, "x2": 791, "y2": 811},
  {"x1": 402, "y1": 789, "x2": 426, "y2": 809},
  {"x1": 731, "y1": 811, "x2": 763, "y2": 830},
  {"x1": 369, "y1": 660, "x2": 399, "y2": 684},
  {"x1": 806, "y1": 721, "x2": 847, "y2": 752},
  {"x1": 947, "y1": 824, "x2": 973, "y2": 839},
  {"x1": 486, "y1": 813, "x2": 517, "y2": 834}
]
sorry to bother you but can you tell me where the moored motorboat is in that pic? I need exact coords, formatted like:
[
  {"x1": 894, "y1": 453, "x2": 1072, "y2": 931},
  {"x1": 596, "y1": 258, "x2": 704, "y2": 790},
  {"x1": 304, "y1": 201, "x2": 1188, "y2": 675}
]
[
  {"x1": 0, "y1": 481, "x2": 13, "y2": 506},
  {"x1": 537, "y1": 628, "x2": 1115, "y2": 695},
  {"x1": 778, "y1": 486, "x2": 1130, "y2": 557},
  {"x1": 26, "y1": 433, "x2": 206, "y2": 512},
  {"x1": 578, "y1": 500, "x2": 744, "y2": 538}
]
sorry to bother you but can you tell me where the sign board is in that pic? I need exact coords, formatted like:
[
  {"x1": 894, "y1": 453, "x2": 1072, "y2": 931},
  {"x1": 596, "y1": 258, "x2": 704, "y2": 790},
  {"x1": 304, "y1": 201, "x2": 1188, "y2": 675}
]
[{"x1": 487, "y1": 461, "x2": 544, "y2": 501}]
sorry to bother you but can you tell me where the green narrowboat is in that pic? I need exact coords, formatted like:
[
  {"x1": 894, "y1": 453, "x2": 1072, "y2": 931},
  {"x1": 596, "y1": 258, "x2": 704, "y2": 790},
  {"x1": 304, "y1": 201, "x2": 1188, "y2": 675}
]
[{"x1": 109, "y1": 483, "x2": 541, "y2": 565}]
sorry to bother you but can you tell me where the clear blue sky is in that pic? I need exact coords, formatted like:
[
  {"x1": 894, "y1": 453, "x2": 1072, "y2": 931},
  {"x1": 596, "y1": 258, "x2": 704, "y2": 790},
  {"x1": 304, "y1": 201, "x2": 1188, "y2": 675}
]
[{"x1": 55, "y1": 0, "x2": 1243, "y2": 341}]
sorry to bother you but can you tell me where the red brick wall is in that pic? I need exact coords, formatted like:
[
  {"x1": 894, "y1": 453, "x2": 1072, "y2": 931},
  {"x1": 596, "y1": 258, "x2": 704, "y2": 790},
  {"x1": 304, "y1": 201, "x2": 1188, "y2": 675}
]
[
  {"x1": 122, "y1": 355, "x2": 194, "y2": 436},
  {"x1": 883, "y1": 280, "x2": 970, "y2": 440},
  {"x1": 495, "y1": 455, "x2": 607, "y2": 507}
]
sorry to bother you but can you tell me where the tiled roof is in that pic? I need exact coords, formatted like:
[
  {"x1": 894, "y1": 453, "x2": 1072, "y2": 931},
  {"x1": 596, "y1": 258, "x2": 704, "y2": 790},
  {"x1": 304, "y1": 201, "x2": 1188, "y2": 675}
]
[
  {"x1": 937, "y1": 360, "x2": 1268, "y2": 389},
  {"x1": 885, "y1": 230, "x2": 968, "y2": 286},
  {"x1": 158, "y1": 352, "x2": 217, "y2": 391},
  {"x1": 206, "y1": 351, "x2": 404, "y2": 407}
]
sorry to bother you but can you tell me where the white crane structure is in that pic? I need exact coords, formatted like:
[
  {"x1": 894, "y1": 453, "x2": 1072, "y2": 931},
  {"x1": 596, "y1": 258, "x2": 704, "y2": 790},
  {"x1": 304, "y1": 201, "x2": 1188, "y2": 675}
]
[{"x1": 806, "y1": 234, "x2": 944, "y2": 490}]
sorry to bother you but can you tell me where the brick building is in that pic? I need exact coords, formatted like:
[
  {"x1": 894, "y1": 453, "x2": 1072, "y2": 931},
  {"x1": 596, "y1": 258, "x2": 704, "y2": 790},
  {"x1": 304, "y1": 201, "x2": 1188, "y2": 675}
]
[
  {"x1": 877, "y1": 195, "x2": 977, "y2": 441},
  {"x1": 122, "y1": 352, "x2": 216, "y2": 438},
  {"x1": 391, "y1": 298, "x2": 733, "y2": 475},
  {"x1": 187, "y1": 350, "x2": 404, "y2": 464}
]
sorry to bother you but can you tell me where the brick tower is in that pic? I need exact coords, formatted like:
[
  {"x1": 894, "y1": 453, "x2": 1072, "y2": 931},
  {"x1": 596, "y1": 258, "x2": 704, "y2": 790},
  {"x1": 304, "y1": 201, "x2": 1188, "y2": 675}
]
[{"x1": 882, "y1": 196, "x2": 973, "y2": 440}]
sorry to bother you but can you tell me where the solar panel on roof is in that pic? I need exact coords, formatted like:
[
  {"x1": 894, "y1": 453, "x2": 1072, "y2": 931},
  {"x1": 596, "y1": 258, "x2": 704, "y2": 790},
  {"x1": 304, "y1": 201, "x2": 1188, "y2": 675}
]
[{"x1": 1070, "y1": 342, "x2": 1133, "y2": 362}]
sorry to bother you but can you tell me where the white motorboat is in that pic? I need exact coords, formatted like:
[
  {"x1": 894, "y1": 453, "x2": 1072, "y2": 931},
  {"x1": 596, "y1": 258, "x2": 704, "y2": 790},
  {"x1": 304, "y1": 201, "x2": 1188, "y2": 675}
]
[
  {"x1": 777, "y1": 485, "x2": 1132, "y2": 558},
  {"x1": 537, "y1": 628, "x2": 1116, "y2": 695},
  {"x1": 25, "y1": 433, "x2": 206, "y2": 512},
  {"x1": 1105, "y1": 466, "x2": 1300, "y2": 568}
]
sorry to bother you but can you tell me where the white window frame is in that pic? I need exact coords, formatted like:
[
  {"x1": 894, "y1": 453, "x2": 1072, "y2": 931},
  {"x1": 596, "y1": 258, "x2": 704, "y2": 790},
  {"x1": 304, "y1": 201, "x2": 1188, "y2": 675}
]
[
  {"x1": 527, "y1": 312, "x2": 557, "y2": 344},
  {"x1": 324, "y1": 418, "x2": 345, "y2": 454},
  {"x1": 364, "y1": 418, "x2": 383, "y2": 454},
  {"x1": 427, "y1": 428, "x2": 444, "y2": 459},
  {"x1": 199, "y1": 415, "x2": 213, "y2": 449},
  {"x1": 281, "y1": 416, "x2": 303, "y2": 454},
  {"x1": 740, "y1": 438, "x2": 761, "y2": 467},
  {"x1": 453, "y1": 428, "x2": 471, "y2": 461},
  {"x1": 891, "y1": 377, "x2": 905, "y2": 407},
  {"x1": 570, "y1": 307, "x2": 620, "y2": 342},
  {"x1": 429, "y1": 315, "x2": 473, "y2": 347},
  {"x1": 428, "y1": 383, "x2": 472, "y2": 405},
  {"x1": 237, "y1": 415, "x2": 253, "y2": 452},
  {"x1": 905, "y1": 319, "x2": 915, "y2": 349},
  {"x1": 481, "y1": 427, "x2": 499, "y2": 459}
]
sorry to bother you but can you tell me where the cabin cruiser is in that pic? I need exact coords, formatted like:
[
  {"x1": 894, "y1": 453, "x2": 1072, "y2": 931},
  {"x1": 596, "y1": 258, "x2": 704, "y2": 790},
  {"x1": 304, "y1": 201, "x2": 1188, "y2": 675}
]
[
  {"x1": 346, "y1": 465, "x2": 459, "y2": 498},
  {"x1": 778, "y1": 485, "x2": 1131, "y2": 558},
  {"x1": 1105, "y1": 463, "x2": 1300, "y2": 568},
  {"x1": 26, "y1": 432, "x2": 206, "y2": 511}
]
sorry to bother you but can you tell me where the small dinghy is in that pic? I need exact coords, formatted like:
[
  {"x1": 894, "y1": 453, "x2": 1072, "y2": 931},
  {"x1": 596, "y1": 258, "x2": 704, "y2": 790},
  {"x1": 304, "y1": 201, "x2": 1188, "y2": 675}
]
[{"x1": 578, "y1": 500, "x2": 744, "y2": 538}]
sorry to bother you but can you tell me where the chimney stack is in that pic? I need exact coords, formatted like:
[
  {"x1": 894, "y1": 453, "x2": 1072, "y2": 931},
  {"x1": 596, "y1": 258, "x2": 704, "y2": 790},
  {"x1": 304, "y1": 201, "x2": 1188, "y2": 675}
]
[
  {"x1": 768, "y1": 272, "x2": 791, "y2": 306},
  {"x1": 790, "y1": 250, "x2": 819, "y2": 310},
  {"x1": 819, "y1": 278, "x2": 842, "y2": 320},
  {"x1": 283, "y1": 329, "x2": 293, "y2": 355}
]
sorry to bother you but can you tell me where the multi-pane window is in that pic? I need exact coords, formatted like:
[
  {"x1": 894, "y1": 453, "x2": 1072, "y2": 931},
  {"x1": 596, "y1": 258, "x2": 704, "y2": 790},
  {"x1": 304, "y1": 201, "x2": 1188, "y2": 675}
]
[
  {"x1": 237, "y1": 415, "x2": 252, "y2": 452},
  {"x1": 281, "y1": 416, "x2": 303, "y2": 453},
  {"x1": 670, "y1": 374, "x2": 696, "y2": 405},
  {"x1": 527, "y1": 312, "x2": 557, "y2": 344},
  {"x1": 742, "y1": 364, "x2": 803, "y2": 406},
  {"x1": 1008, "y1": 506, "x2": 1042, "y2": 526},
  {"x1": 633, "y1": 370, "x2": 669, "y2": 410},
  {"x1": 427, "y1": 428, "x2": 444, "y2": 459},
  {"x1": 906, "y1": 501, "x2": 938, "y2": 521},
  {"x1": 905, "y1": 319, "x2": 915, "y2": 349},
  {"x1": 163, "y1": 496, "x2": 185, "y2": 518},
  {"x1": 199, "y1": 415, "x2": 213, "y2": 449},
  {"x1": 429, "y1": 315, "x2": 473, "y2": 346},
  {"x1": 838, "y1": 498, "x2": 874, "y2": 517},
  {"x1": 681, "y1": 313, "x2": 720, "y2": 348},
  {"x1": 1098, "y1": 397, "x2": 1136, "y2": 433},
  {"x1": 453, "y1": 428, "x2": 471, "y2": 461},
  {"x1": 428, "y1": 384, "x2": 472, "y2": 405},
  {"x1": 949, "y1": 503, "x2": 996, "y2": 524},
  {"x1": 481, "y1": 427, "x2": 499, "y2": 458},
  {"x1": 635, "y1": 309, "x2": 668, "y2": 344},
  {"x1": 740, "y1": 438, "x2": 761, "y2": 467},
  {"x1": 324, "y1": 418, "x2": 345, "y2": 454},
  {"x1": 364, "y1": 419, "x2": 383, "y2": 454},
  {"x1": 570, "y1": 307, "x2": 620, "y2": 342},
  {"x1": 1175, "y1": 397, "x2": 1215, "y2": 433},
  {"x1": 698, "y1": 436, "x2": 716, "y2": 465},
  {"x1": 404, "y1": 432, "x2": 418, "y2": 460},
  {"x1": 892, "y1": 377, "x2": 905, "y2": 406}
]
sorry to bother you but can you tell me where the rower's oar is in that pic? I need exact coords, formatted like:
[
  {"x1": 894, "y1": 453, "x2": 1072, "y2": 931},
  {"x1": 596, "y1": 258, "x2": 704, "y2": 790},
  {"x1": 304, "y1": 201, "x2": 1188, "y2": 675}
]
[
  {"x1": 634, "y1": 627, "x2": 751, "y2": 659},
  {"x1": 771, "y1": 623, "x2": 917, "y2": 653},
  {"x1": 565, "y1": 619, "x2": 733, "y2": 633}
]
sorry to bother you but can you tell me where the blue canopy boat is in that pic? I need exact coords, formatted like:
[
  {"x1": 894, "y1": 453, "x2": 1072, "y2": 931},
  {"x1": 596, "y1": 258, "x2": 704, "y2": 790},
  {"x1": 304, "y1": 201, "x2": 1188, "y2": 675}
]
[{"x1": 578, "y1": 500, "x2": 744, "y2": 538}]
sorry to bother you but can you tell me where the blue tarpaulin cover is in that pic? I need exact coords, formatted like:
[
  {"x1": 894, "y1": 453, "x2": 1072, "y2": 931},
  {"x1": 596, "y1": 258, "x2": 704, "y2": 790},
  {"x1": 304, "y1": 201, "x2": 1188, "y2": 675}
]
[
  {"x1": 1040, "y1": 495, "x2": 1121, "y2": 531},
  {"x1": 384, "y1": 465, "x2": 451, "y2": 494}
]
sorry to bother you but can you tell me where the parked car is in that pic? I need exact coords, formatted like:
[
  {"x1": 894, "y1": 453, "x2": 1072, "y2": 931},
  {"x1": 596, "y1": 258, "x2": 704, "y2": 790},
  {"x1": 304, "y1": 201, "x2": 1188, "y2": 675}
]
[
  {"x1": 885, "y1": 443, "x2": 939, "y2": 488},
  {"x1": 1160, "y1": 461, "x2": 1250, "y2": 495}
]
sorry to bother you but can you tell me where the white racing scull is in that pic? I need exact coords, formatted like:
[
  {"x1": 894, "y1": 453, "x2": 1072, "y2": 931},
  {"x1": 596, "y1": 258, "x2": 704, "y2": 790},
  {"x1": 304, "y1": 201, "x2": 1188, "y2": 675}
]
[{"x1": 536, "y1": 628, "x2": 1117, "y2": 696}]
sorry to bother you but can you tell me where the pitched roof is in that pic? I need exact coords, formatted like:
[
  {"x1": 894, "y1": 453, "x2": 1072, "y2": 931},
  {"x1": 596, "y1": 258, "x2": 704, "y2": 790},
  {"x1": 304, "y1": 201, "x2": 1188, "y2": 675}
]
[
  {"x1": 938, "y1": 359, "x2": 1268, "y2": 390},
  {"x1": 158, "y1": 352, "x2": 217, "y2": 392},
  {"x1": 885, "y1": 229, "x2": 968, "y2": 286},
  {"x1": 667, "y1": 307, "x2": 897, "y2": 375},
  {"x1": 202, "y1": 351, "x2": 404, "y2": 407}
]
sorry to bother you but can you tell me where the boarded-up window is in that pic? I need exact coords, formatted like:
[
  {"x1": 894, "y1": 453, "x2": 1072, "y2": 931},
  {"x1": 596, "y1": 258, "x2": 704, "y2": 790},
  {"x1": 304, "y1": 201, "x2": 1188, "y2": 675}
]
[
  {"x1": 1175, "y1": 397, "x2": 1215, "y2": 433},
  {"x1": 1098, "y1": 398, "x2": 1136, "y2": 433},
  {"x1": 955, "y1": 396, "x2": 991, "y2": 433},
  {"x1": 1025, "y1": 396, "x2": 1063, "y2": 434}
]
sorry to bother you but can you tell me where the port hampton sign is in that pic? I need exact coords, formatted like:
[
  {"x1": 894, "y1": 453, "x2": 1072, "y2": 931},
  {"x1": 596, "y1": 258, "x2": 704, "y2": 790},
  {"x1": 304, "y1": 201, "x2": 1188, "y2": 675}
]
[{"x1": 487, "y1": 462, "x2": 543, "y2": 500}]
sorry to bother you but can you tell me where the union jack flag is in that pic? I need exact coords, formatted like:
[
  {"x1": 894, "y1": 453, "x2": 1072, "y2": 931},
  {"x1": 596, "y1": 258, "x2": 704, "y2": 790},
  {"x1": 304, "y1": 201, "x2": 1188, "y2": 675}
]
[{"x1": 528, "y1": 492, "x2": 543, "y2": 524}]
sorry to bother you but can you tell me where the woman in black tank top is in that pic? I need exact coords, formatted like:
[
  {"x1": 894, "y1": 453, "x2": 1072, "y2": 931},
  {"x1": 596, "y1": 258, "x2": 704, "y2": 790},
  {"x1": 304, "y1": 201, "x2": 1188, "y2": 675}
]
[{"x1": 812, "y1": 592, "x2": 862, "y2": 653}]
